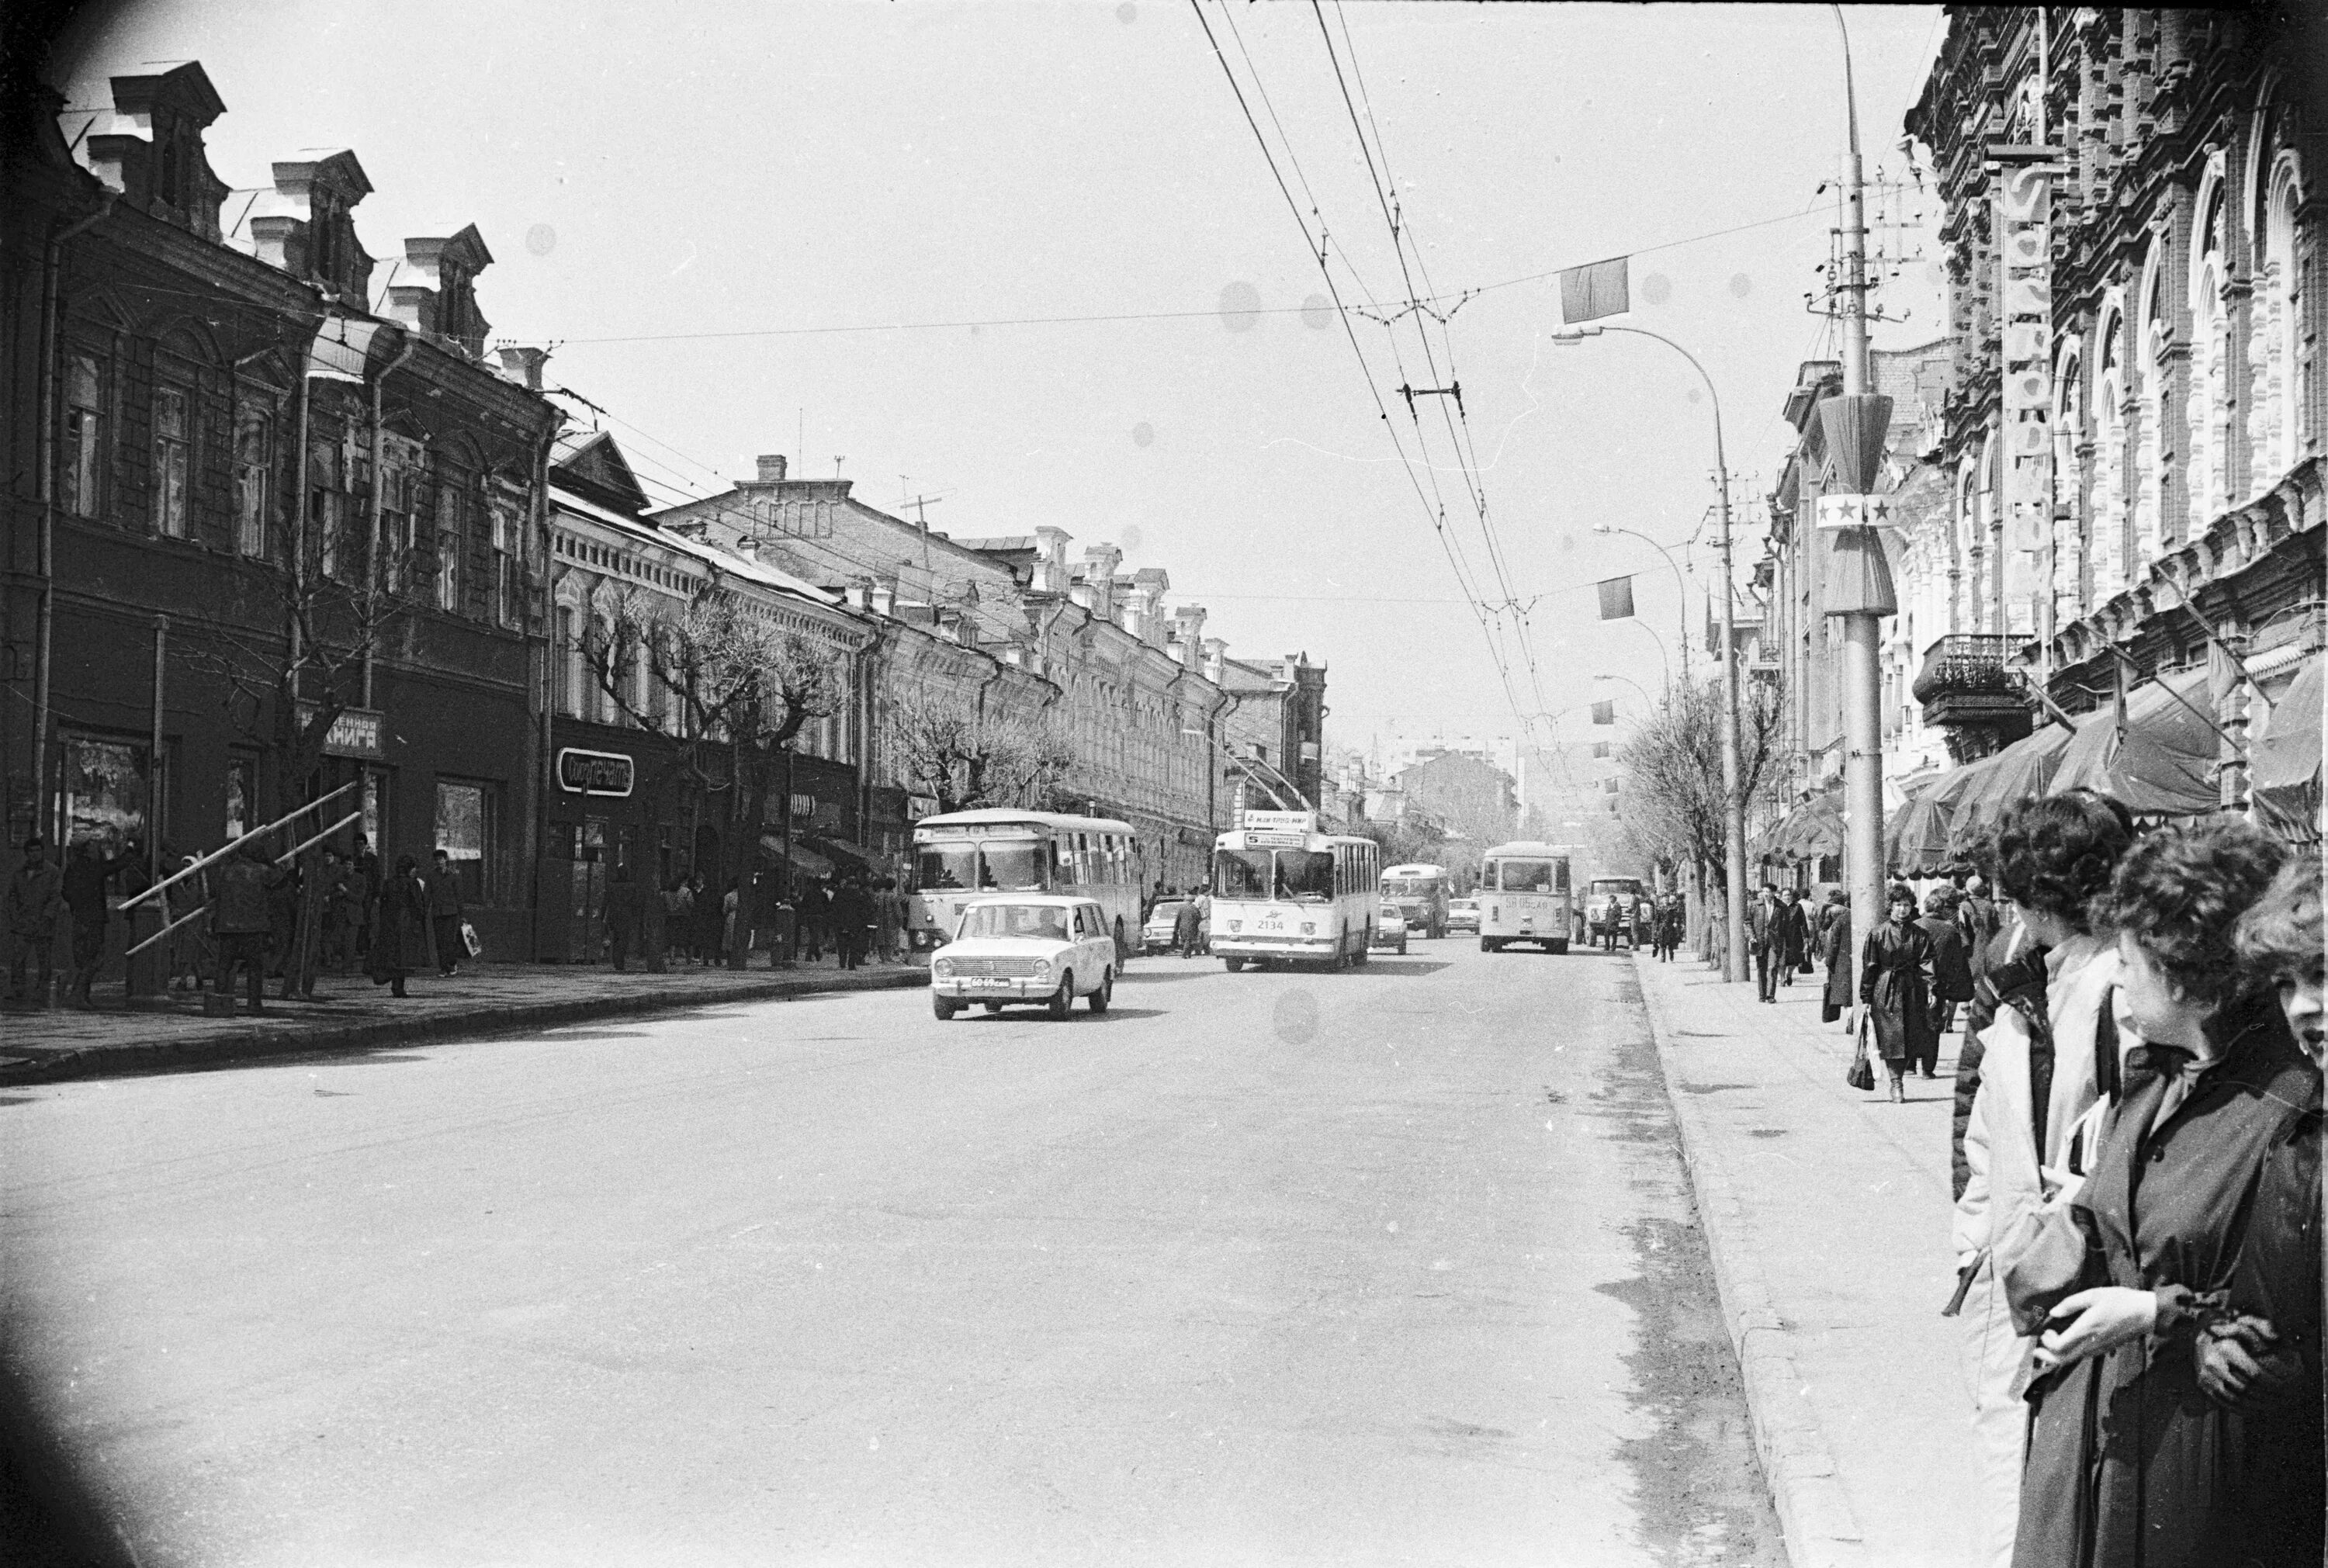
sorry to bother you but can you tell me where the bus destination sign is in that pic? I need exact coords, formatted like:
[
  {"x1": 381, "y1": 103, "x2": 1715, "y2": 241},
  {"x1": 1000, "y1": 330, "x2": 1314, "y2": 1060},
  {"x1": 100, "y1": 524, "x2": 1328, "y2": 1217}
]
[
  {"x1": 556, "y1": 748, "x2": 635, "y2": 798},
  {"x1": 1238, "y1": 809, "x2": 1315, "y2": 846}
]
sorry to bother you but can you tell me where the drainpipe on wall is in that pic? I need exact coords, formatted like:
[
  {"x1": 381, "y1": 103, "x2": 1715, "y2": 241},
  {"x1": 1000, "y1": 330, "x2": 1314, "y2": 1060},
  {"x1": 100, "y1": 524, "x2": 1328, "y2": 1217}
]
[
  {"x1": 31, "y1": 195, "x2": 114, "y2": 840},
  {"x1": 151, "y1": 614, "x2": 167, "y2": 888},
  {"x1": 526, "y1": 424, "x2": 557, "y2": 962}
]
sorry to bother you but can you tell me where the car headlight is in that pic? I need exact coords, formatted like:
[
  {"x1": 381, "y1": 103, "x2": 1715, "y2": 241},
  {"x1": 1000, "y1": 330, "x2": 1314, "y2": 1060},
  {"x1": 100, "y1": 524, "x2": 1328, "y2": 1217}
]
[
  {"x1": 1032, "y1": 959, "x2": 1051, "y2": 979},
  {"x1": 1226, "y1": 920, "x2": 1241, "y2": 933},
  {"x1": 932, "y1": 957, "x2": 954, "y2": 978},
  {"x1": 1301, "y1": 922, "x2": 1316, "y2": 935}
]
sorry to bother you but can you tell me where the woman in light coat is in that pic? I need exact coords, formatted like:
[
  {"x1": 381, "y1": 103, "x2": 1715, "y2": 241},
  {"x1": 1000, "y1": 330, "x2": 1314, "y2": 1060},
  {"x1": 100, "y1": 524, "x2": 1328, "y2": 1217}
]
[{"x1": 1952, "y1": 791, "x2": 2132, "y2": 1568}]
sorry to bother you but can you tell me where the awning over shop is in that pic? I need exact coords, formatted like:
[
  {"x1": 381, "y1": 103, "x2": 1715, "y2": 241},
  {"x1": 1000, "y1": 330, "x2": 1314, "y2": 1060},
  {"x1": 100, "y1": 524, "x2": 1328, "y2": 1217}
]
[
  {"x1": 1944, "y1": 719, "x2": 2079, "y2": 858},
  {"x1": 801, "y1": 835, "x2": 877, "y2": 874},
  {"x1": 2250, "y1": 656, "x2": 2323, "y2": 842},
  {"x1": 1760, "y1": 788, "x2": 1845, "y2": 865},
  {"x1": 760, "y1": 834, "x2": 834, "y2": 878},
  {"x1": 2049, "y1": 666, "x2": 2219, "y2": 817}
]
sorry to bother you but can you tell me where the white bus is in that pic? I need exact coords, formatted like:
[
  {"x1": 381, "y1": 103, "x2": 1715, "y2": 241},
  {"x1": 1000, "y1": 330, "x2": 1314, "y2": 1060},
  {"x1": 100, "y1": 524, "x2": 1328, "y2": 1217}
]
[
  {"x1": 1208, "y1": 812, "x2": 1382, "y2": 971},
  {"x1": 908, "y1": 809, "x2": 1142, "y2": 961},
  {"x1": 1381, "y1": 862, "x2": 1452, "y2": 939},
  {"x1": 1477, "y1": 840, "x2": 1575, "y2": 954}
]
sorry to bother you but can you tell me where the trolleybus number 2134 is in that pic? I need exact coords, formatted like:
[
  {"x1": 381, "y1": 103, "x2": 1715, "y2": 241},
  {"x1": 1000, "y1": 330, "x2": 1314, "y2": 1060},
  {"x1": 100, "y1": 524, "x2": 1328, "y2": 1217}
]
[{"x1": 1208, "y1": 813, "x2": 1381, "y2": 971}]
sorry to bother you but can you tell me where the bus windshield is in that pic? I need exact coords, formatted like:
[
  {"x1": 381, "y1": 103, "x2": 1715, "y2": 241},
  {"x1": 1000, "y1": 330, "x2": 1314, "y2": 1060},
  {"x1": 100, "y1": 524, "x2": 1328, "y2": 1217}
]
[
  {"x1": 1494, "y1": 860, "x2": 1562, "y2": 893},
  {"x1": 979, "y1": 841, "x2": 1050, "y2": 891},
  {"x1": 1383, "y1": 876, "x2": 1440, "y2": 897},
  {"x1": 916, "y1": 844, "x2": 979, "y2": 890},
  {"x1": 1213, "y1": 846, "x2": 1336, "y2": 902}
]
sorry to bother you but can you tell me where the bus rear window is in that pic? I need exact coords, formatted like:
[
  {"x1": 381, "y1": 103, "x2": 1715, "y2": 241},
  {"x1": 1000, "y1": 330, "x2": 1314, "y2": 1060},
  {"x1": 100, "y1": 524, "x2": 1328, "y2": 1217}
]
[{"x1": 1495, "y1": 860, "x2": 1560, "y2": 892}]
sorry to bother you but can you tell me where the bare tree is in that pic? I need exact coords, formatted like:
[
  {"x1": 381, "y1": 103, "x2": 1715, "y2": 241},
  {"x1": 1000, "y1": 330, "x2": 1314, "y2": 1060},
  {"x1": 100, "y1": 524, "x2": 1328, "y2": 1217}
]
[
  {"x1": 887, "y1": 692, "x2": 1076, "y2": 814},
  {"x1": 1616, "y1": 676, "x2": 1785, "y2": 919},
  {"x1": 582, "y1": 585, "x2": 840, "y2": 966}
]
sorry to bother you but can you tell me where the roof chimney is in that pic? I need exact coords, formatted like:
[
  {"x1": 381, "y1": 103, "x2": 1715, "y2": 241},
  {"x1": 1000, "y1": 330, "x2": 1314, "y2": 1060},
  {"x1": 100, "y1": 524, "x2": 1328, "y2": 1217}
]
[
  {"x1": 1201, "y1": 637, "x2": 1227, "y2": 685},
  {"x1": 757, "y1": 454, "x2": 788, "y2": 484},
  {"x1": 496, "y1": 344, "x2": 548, "y2": 390},
  {"x1": 1169, "y1": 604, "x2": 1208, "y2": 670},
  {"x1": 871, "y1": 576, "x2": 896, "y2": 617}
]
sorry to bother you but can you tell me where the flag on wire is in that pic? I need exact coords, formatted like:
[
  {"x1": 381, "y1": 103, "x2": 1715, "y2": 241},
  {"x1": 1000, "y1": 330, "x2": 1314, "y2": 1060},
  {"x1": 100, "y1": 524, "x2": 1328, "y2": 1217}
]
[
  {"x1": 1592, "y1": 741, "x2": 1611, "y2": 759},
  {"x1": 1560, "y1": 257, "x2": 1630, "y2": 324},
  {"x1": 1596, "y1": 575, "x2": 1636, "y2": 621},
  {"x1": 1591, "y1": 701, "x2": 1616, "y2": 725}
]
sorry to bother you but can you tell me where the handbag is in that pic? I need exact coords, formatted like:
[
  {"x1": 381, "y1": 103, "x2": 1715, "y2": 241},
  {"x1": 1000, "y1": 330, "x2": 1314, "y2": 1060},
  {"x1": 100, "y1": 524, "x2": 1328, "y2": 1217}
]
[
  {"x1": 460, "y1": 919, "x2": 482, "y2": 959},
  {"x1": 1845, "y1": 1016, "x2": 1876, "y2": 1092}
]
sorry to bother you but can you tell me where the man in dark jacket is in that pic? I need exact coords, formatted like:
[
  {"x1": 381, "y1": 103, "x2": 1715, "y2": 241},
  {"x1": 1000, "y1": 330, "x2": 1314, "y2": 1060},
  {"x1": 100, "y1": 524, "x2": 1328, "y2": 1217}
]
[
  {"x1": 1956, "y1": 874, "x2": 2001, "y2": 981},
  {"x1": 61, "y1": 836, "x2": 140, "y2": 1007},
  {"x1": 211, "y1": 839, "x2": 278, "y2": 1013},
  {"x1": 1915, "y1": 888, "x2": 1976, "y2": 1061},
  {"x1": 1775, "y1": 888, "x2": 1810, "y2": 985},
  {"x1": 1748, "y1": 885, "x2": 1782, "y2": 1002},
  {"x1": 428, "y1": 849, "x2": 467, "y2": 975},
  {"x1": 830, "y1": 877, "x2": 875, "y2": 971},
  {"x1": 5, "y1": 837, "x2": 65, "y2": 1002}
]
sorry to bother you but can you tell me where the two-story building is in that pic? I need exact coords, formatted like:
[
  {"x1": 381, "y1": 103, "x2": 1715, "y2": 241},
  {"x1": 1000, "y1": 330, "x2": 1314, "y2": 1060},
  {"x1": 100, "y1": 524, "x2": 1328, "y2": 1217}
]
[{"x1": 4, "y1": 61, "x2": 561, "y2": 961}]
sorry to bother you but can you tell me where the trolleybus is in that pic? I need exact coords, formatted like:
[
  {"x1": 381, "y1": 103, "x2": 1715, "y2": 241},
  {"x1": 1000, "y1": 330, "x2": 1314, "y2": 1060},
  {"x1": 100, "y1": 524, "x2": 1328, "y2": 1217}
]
[
  {"x1": 908, "y1": 809, "x2": 1142, "y2": 961},
  {"x1": 1380, "y1": 862, "x2": 1452, "y2": 939},
  {"x1": 1477, "y1": 840, "x2": 1575, "y2": 954},
  {"x1": 1208, "y1": 812, "x2": 1381, "y2": 971}
]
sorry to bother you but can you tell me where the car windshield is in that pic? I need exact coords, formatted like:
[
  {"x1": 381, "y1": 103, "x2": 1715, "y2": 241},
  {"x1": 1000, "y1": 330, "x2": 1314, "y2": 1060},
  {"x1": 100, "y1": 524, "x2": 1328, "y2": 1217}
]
[
  {"x1": 916, "y1": 844, "x2": 979, "y2": 890},
  {"x1": 1149, "y1": 902, "x2": 1187, "y2": 921},
  {"x1": 979, "y1": 841, "x2": 1050, "y2": 891},
  {"x1": 1496, "y1": 860, "x2": 1560, "y2": 892},
  {"x1": 955, "y1": 902, "x2": 1070, "y2": 942},
  {"x1": 1213, "y1": 848, "x2": 1335, "y2": 903}
]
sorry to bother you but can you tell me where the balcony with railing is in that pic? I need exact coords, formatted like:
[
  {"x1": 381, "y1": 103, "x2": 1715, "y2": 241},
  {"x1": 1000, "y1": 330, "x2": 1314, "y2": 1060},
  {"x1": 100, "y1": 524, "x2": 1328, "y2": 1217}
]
[{"x1": 1912, "y1": 634, "x2": 2031, "y2": 760}]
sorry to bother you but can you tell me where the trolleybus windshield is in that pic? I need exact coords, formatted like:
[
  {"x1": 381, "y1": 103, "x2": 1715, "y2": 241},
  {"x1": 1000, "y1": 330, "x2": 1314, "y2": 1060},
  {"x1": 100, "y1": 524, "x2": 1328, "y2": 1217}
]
[{"x1": 1214, "y1": 846, "x2": 1335, "y2": 902}]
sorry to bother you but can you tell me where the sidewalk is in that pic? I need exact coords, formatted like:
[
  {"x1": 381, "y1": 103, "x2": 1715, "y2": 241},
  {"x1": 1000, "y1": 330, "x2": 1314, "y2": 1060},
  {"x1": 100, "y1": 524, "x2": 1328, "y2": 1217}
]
[
  {"x1": 1633, "y1": 951, "x2": 1978, "y2": 1568},
  {"x1": 0, "y1": 957, "x2": 929, "y2": 1087}
]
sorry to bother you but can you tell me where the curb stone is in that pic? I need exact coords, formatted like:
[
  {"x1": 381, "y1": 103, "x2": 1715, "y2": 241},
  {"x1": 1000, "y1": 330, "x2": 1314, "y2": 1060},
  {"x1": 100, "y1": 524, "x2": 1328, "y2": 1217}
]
[
  {"x1": 1633, "y1": 953, "x2": 1869, "y2": 1568},
  {"x1": 0, "y1": 969, "x2": 930, "y2": 1088}
]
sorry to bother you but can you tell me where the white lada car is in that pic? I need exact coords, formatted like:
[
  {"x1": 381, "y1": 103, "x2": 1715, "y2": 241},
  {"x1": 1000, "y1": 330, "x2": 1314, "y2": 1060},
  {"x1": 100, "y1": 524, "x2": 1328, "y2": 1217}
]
[{"x1": 929, "y1": 895, "x2": 1117, "y2": 1020}]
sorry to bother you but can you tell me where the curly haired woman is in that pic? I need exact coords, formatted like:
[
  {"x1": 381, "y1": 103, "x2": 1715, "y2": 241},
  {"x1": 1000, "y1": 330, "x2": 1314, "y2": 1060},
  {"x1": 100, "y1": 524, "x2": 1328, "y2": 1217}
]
[
  {"x1": 2006, "y1": 822, "x2": 2320, "y2": 1568},
  {"x1": 1950, "y1": 790, "x2": 2132, "y2": 1568}
]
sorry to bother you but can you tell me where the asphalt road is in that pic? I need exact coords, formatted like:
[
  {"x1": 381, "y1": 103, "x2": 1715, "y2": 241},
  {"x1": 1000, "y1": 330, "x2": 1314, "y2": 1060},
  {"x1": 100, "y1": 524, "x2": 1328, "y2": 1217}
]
[{"x1": 2, "y1": 939, "x2": 1781, "y2": 1567}]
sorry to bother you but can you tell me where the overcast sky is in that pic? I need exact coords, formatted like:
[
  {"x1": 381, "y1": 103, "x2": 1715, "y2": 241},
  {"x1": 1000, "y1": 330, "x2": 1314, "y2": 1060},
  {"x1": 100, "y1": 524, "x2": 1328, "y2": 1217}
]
[{"x1": 50, "y1": 0, "x2": 1947, "y2": 771}]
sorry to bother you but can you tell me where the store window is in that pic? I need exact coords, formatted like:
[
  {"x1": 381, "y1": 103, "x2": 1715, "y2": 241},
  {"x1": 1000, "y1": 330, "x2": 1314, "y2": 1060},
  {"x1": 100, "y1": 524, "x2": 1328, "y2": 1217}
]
[
  {"x1": 224, "y1": 755, "x2": 256, "y2": 842},
  {"x1": 59, "y1": 735, "x2": 151, "y2": 853},
  {"x1": 435, "y1": 779, "x2": 497, "y2": 901}
]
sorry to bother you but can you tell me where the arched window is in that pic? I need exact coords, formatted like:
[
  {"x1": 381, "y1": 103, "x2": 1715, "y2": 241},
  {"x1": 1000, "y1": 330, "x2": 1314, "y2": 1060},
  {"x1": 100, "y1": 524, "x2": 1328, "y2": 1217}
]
[
  {"x1": 2188, "y1": 179, "x2": 2230, "y2": 524},
  {"x1": 2134, "y1": 251, "x2": 2169, "y2": 573},
  {"x1": 2093, "y1": 306, "x2": 2128, "y2": 596},
  {"x1": 2258, "y1": 161, "x2": 2306, "y2": 482}
]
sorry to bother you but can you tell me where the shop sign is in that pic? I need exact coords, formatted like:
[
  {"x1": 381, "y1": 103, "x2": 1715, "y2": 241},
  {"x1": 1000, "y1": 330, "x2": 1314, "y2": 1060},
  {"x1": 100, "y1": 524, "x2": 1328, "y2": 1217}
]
[
  {"x1": 296, "y1": 702, "x2": 385, "y2": 760},
  {"x1": 556, "y1": 747, "x2": 635, "y2": 798}
]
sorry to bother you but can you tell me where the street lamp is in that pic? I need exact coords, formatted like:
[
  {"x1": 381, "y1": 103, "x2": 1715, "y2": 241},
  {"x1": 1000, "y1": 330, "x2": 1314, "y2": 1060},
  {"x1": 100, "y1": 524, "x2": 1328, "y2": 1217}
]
[
  {"x1": 1590, "y1": 522, "x2": 1689, "y2": 689},
  {"x1": 1593, "y1": 671, "x2": 1656, "y2": 707},
  {"x1": 1557, "y1": 322, "x2": 1749, "y2": 983}
]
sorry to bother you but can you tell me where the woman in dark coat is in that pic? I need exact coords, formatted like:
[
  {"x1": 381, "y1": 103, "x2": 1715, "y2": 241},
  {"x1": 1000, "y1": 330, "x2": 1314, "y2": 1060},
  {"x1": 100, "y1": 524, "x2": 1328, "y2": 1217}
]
[
  {"x1": 2006, "y1": 822, "x2": 2322, "y2": 1568},
  {"x1": 1819, "y1": 891, "x2": 1851, "y2": 1026},
  {"x1": 1914, "y1": 887, "x2": 1976, "y2": 1068},
  {"x1": 369, "y1": 853, "x2": 434, "y2": 998},
  {"x1": 1859, "y1": 884, "x2": 1934, "y2": 1101}
]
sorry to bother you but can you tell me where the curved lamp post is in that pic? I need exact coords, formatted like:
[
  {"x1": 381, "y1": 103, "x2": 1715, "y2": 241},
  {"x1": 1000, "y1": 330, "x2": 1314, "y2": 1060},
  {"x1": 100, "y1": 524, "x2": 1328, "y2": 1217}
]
[{"x1": 1557, "y1": 323, "x2": 1749, "y2": 981}]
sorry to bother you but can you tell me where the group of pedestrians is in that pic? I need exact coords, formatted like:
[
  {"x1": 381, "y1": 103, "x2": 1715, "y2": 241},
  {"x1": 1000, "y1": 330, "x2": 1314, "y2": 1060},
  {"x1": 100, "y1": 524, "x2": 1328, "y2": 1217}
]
[
  {"x1": 1747, "y1": 883, "x2": 1819, "y2": 1002},
  {"x1": 1916, "y1": 794, "x2": 2327, "y2": 1567},
  {"x1": 2, "y1": 830, "x2": 470, "y2": 1009},
  {"x1": 603, "y1": 866, "x2": 903, "y2": 972}
]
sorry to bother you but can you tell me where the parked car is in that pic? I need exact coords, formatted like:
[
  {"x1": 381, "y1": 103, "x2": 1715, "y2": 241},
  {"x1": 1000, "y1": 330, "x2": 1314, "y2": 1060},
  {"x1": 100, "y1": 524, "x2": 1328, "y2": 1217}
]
[
  {"x1": 1369, "y1": 901, "x2": 1409, "y2": 955},
  {"x1": 1446, "y1": 898, "x2": 1480, "y2": 935},
  {"x1": 930, "y1": 895, "x2": 1117, "y2": 1020},
  {"x1": 1139, "y1": 898, "x2": 1208, "y2": 954}
]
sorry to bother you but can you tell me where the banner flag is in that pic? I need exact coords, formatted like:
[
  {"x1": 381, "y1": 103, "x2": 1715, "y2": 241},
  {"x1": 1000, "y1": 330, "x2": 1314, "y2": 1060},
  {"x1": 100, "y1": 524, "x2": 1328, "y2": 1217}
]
[
  {"x1": 1592, "y1": 741, "x2": 1611, "y2": 759},
  {"x1": 1591, "y1": 701, "x2": 1616, "y2": 725},
  {"x1": 1596, "y1": 575, "x2": 1636, "y2": 621},
  {"x1": 1559, "y1": 257, "x2": 1630, "y2": 324}
]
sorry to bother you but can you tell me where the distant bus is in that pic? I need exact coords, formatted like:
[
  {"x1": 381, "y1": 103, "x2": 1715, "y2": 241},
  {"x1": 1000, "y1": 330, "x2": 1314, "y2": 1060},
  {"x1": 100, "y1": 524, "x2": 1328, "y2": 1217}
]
[
  {"x1": 1209, "y1": 812, "x2": 1382, "y2": 971},
  {"x1": 1380, "y1": 862, "x2": 1451, "y2": 939},
  {"x1": 1477, "y1": 841, "x2": 1574, "y2": 954},
  {"x1": 908, "y1": 809, "x2": 1141, "y2": 961}
]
